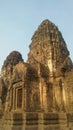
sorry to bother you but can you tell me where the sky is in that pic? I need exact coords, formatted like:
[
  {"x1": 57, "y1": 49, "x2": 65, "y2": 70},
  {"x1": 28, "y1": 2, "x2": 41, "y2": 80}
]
[{"x1": 0, "y1": 0, "x2": 73, "y2": 70}]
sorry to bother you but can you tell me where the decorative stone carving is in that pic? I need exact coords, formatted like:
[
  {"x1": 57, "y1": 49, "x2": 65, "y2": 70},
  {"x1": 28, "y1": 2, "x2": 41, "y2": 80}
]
[{"x1": 0, "y1": 19, "x2": 73, "y2": 130}]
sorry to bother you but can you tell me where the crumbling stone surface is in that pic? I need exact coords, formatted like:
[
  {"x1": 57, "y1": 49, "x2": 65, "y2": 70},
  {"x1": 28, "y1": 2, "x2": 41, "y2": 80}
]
[
  {"x1": 0, "y1": 19, "x2": 73, "y2": 130},
  {"x1": 28, "y1": 19, "x2": 73, "y2": 72},
  {"x1": 2, "y1": 51, "x2": 24, "y2": 69}
]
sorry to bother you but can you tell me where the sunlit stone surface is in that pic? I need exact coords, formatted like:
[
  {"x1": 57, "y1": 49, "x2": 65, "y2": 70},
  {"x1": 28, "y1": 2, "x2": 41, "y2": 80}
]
[{"x1": 0, "y1": 19, "x2": 73, "y2": 130}]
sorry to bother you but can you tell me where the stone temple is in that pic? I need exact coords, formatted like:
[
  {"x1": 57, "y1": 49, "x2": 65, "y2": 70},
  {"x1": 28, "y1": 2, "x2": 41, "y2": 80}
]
[{"x1": 0, "y1": 19, "x2": 73, "y2": 130}]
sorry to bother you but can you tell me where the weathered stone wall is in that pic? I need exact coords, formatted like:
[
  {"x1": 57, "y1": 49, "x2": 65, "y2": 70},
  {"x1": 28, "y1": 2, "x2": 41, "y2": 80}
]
[
  {"x1": 65, "y1": 69, "x2": 73, "y2": 112},
  {"x1": 0, "y1": 19, "x2": 73, "y2": 130}
]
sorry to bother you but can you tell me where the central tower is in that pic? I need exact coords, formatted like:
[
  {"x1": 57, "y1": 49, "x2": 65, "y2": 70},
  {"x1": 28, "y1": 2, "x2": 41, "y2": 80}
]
[{"x1": 28, "y1": 19, "x2": 70, "y2": 76}]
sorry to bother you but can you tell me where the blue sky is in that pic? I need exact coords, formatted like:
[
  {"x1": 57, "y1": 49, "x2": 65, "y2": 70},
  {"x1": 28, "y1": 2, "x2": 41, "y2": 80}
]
[{"x1": 0, "y1": 0, "x2": 73, "y2": 70}]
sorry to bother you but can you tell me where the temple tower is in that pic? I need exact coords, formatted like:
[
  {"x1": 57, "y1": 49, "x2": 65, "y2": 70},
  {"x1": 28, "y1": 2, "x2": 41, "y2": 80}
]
[
  {"x1": 0, "y1": 19, "x2": 73, "y2": 130},
  {"x1": 28, "y1": 19, "x2": 71, "y2": 77}
]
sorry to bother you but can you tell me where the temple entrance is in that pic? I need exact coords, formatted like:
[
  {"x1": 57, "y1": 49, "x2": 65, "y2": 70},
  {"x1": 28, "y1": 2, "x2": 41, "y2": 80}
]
[
  {"x1": 12, "y1": 83, "x2": 23, "y2": 110},
  {"x1": 17, "y1": 88, "x2": 22, "y2": 108}
]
